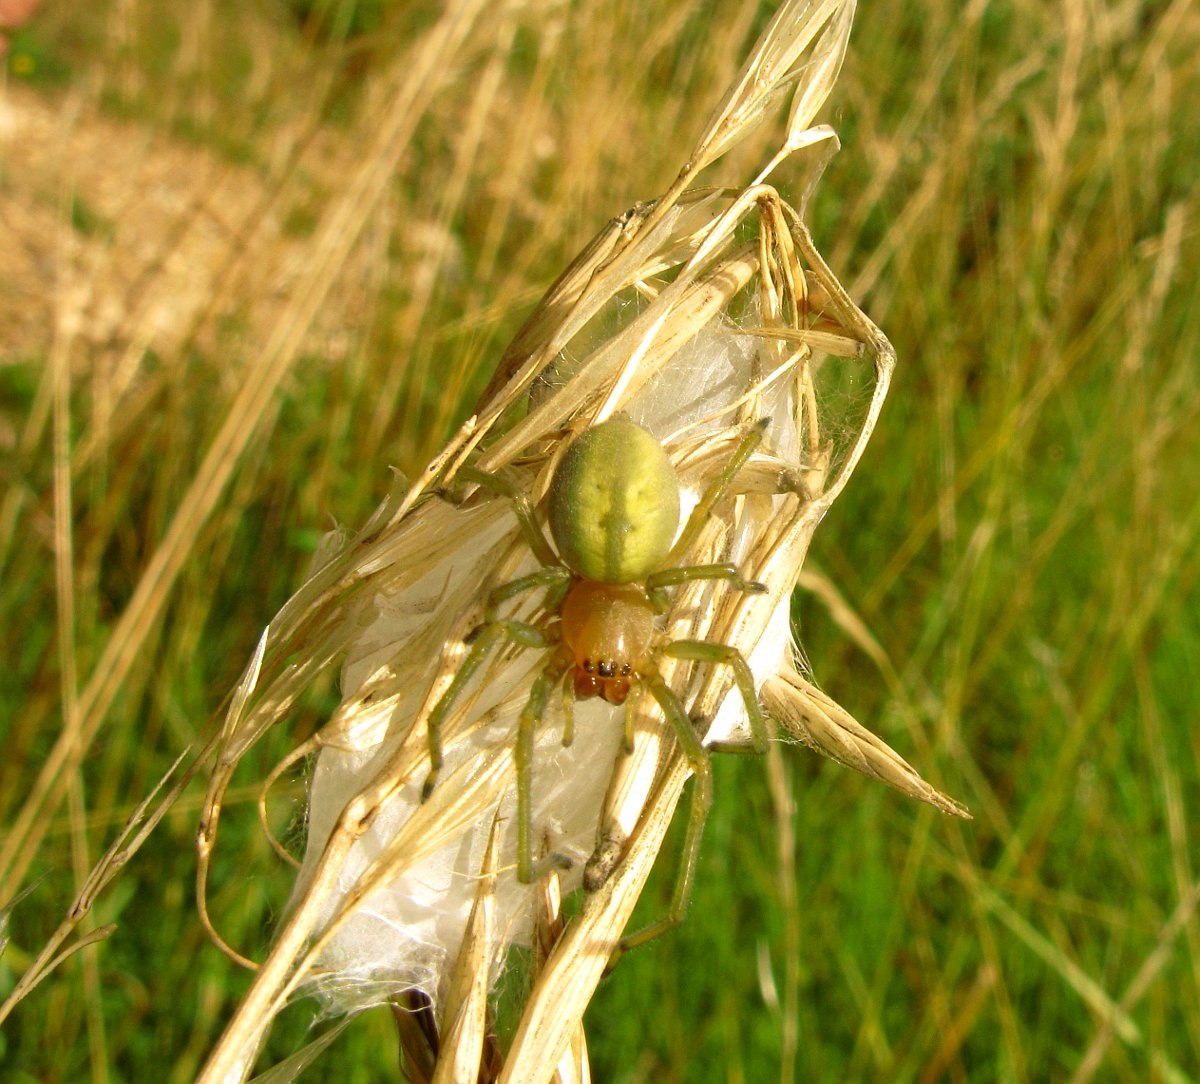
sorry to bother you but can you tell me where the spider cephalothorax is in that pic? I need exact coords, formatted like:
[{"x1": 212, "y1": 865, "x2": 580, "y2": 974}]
[
  {"x1": 423, "y1": 416, "x2": 769, "y2": 902},
  {"x1": 558, "y1": 580, "x2": 650, "y2": 704}
]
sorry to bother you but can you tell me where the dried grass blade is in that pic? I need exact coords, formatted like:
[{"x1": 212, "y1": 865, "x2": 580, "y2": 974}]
[
  {"x1": 499, "y1": 761, "x2": 691, "y2": 1084},
  {"x1": 686, "y1": 0, "x2": 854, "y2": 171},
  {"x1": 762, "y1": 667, "x2": 971, "y2": 818},
  {"x1": 432, "y1": 814, "x2": 501, "y2": 1084}
]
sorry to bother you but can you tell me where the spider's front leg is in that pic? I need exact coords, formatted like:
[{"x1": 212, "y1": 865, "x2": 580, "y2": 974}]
[
  {"x1": 661, "y1": 639, "x2": 769, "y2": 754},
  {"x1": 514, "y1": 646, "x2": 577, "y2": 883},
  {"x1": 421, "y1": 617, "x2": 553, "y2": 801},
  {"x1": 421, "y1": 566, "x2": 571, "y2": 801},
  {"x1": 420, "y1": 568, "x2": 576, "y2": 882},
  {"x1": 607, "y1": 638, "x2": 767, "y2": 960}
]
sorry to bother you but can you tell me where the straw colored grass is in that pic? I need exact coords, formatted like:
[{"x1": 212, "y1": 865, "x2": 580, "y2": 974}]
[{"x1": 1, "y1": 0, "x2": 1198, "y2": 1080}]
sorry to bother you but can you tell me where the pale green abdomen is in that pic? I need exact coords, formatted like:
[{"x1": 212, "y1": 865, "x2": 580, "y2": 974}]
[{"x1": 548, "y1": 418, "x2": 680, "y2": 584}]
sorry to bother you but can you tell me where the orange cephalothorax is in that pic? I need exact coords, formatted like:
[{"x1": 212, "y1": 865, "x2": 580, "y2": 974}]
[{"x1": 560, "y1": 579, "x2": 655, "y2": 705}]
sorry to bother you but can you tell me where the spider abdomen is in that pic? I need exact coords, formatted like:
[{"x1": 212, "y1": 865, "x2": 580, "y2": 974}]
[
  {"x1": 561, "y1": 580, "x2": 655, "y2": 705},
  {"x1": 548, "y1": 417, "x2": 680, "y2": 584}
]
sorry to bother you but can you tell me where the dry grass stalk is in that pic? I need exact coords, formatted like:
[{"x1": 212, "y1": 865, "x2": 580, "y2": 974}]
[
  {"x1": 191, "y1": 1, "x2": 965, "y2": 1080},
  {"x1": 431, "y1": 816, "x2": 502, "y2": 1084},
  {"x1": 0, "y1": 0, "x2": 493, "y2": 912}
]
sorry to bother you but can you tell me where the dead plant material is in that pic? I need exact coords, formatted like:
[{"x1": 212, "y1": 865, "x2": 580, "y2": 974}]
[{"x1": 194, "y1": 2, "x2": 966, "y2": 1080}]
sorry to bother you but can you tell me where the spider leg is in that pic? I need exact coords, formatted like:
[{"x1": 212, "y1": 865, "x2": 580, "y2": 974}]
[
  {"x1": 664, "y1": 418, "x2": 767, "y2": 565},
  {"x1": 483, "y1": 565, "x2": 570, "y2": 621},
  {"x1": 608, "y1": 640, "x2": 767, "y2": 962},
  {"x1": 612, "y1": 664, "x2": 713, "y2": 959},
  {"x1": 422, "y1": 562, "x2": 568, "y2": 800},
  {"x1": 422, "y1": 618, "x2": 551, "y2": 801},
  {"x1": 558, "y1": 666, "x2": 576, "y2": 747},
  {"x1": 645, "y1": 562, "x2": 766, "y2": 612},
  {"x1": 455, "y1": 465, "x2": 558, "y2": 567},
  {"x1": 622, "y1": 679, "x2": 642, "y2": 754},
  {"x1": 516, "y1": 658, "x2": 574, "y2": 883},
  {"x1": 661, "y1": 639, "x2": 768, "y2": 754}
]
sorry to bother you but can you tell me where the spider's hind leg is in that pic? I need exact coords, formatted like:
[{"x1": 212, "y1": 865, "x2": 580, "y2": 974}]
[
  {"x1": 481, "y1": 565, "x2": 571, "y2": 622},
  {"x1": 664, "y1": 419, "x2": 768, "y2": 565},
  {"x1": 645, "y1": 562, "x2": 766, "y2": 613},
  {"x1": 453, "y1": 465, "x2": 558, "y2": 568}
]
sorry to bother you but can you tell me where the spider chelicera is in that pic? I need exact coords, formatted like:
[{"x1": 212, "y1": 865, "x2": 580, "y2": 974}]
[{"x1": 422, "y1": 416, "x2": 769, "y2": 910}]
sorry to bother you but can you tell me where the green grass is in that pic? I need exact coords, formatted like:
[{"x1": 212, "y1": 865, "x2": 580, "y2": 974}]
[{"x1": 2, "y1": 0, "x2": 1198, "y2": 1080}]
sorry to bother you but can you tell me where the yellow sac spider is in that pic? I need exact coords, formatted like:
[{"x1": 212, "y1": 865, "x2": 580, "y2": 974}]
[{"x1": 423, "y1": 416, "x2": 769, "y2": 896}]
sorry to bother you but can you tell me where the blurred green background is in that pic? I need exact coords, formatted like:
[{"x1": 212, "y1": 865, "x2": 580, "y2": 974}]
[{"x1": 1, "y1": 0, "x2": 1197, "y2": 1080}]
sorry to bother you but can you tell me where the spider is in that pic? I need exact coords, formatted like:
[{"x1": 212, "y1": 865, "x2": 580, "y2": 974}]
[{"x1": 422, "y1": 416, "x2": 770, "y2": 918}]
